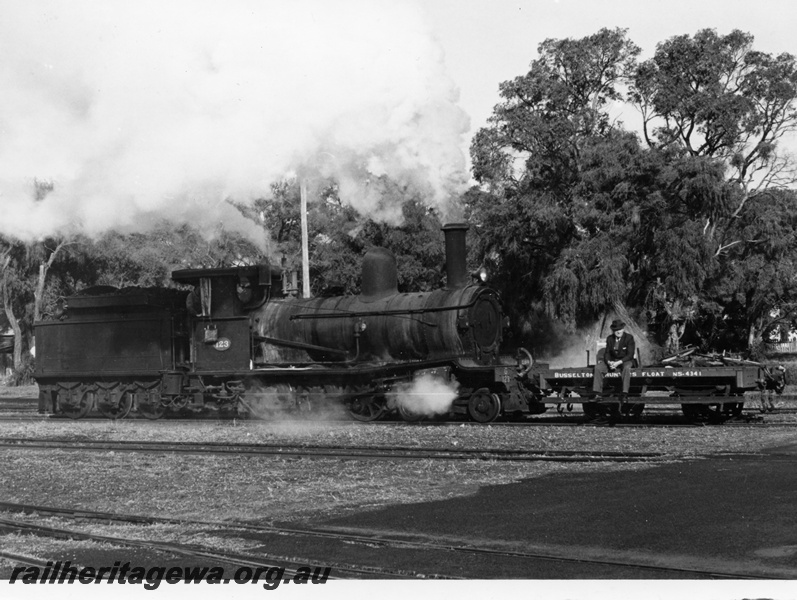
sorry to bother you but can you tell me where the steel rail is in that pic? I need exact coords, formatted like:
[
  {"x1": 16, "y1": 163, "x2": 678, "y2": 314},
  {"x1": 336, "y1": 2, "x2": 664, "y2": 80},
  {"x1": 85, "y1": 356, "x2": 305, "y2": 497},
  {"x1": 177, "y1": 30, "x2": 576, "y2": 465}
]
[
  {"x1": 0, "y1": 437, "x2": 665, "y2": 462},
  {"x1": 3, "y1": 412, "x2": 797, "y2": 427},
  {"x1": 0, "y1": 515, "x2": 450, "y2": 580},
  {"x1": 0, "y1": 502, "x2": 783, "y2": 580}
]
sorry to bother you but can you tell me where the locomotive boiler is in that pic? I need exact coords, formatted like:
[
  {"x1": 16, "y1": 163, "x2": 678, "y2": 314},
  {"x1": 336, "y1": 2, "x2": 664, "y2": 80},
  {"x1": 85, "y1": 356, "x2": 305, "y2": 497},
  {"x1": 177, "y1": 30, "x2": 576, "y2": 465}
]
[
  {"x1": 34, "y1": 224, "x2": 539, "y2": 422},
  {"x1": 253, "y1": 225, "x2": 504, "y2": 368}
]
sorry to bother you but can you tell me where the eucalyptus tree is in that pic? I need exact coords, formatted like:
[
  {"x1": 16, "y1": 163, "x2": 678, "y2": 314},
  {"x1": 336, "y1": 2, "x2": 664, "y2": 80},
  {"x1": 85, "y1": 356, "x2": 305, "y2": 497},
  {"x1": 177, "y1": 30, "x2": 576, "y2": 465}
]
[
  {"x1": 467, "y1": 28, "x2": 643, "y2": 344},
  {"x1": 468, "y1": 27, "x2": 797, "y2": 354},
  {"x1": 630, "y1": 29, "x2": 797, "y2": 351},
  {"x1": 632, "y1": 29, "x2": 797, "y2": 210},
  {"x1": 0, "y1": 234, "x2": 75, "y2": 379}
]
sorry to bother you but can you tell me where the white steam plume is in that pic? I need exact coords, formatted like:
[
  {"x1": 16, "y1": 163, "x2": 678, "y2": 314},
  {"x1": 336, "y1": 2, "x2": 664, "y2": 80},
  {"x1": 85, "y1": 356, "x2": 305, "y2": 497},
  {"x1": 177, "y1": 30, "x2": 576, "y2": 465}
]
[
  {"x1": 390, "y1": 374, "x2": 458, "y2": 417},
  {"x1": 0, "y1": 0, "x2": 469, "y2": 242}
]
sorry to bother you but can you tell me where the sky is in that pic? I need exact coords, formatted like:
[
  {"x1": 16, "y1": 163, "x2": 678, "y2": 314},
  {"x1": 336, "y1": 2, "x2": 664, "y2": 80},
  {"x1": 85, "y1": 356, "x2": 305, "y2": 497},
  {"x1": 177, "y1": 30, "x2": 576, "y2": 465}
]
[
  {"x1": 1, "y1": 0, "x2": 796, "y2": 246},
  {"x1": 421, "y1": 0, "x2": 797, "y2": 156}
]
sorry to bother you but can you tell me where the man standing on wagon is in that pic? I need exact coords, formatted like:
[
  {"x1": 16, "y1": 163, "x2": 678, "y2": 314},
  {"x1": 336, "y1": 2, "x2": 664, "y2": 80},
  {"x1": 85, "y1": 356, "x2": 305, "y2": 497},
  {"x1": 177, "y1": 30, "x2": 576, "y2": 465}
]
[{"x1": 592, "y1": 319, "x2": 636, "y2": 398}]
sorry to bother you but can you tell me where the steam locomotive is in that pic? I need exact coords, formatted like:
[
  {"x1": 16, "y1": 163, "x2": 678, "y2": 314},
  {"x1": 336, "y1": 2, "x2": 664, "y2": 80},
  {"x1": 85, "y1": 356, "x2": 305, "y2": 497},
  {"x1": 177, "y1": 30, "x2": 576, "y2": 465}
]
[
  {"x1": 34, "y1": 224, "x2": 540, "y2": 422},
  {"x1": 34, "y1": 222, "x2": 769, "y2": 423}
]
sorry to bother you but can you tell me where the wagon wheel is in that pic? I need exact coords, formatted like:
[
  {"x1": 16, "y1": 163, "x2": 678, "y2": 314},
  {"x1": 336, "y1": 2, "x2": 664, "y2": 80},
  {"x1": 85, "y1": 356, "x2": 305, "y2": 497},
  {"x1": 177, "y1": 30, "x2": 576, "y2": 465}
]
[
  {"x1": 680, "y1": 403, "x2": 700, "y2": 420},
  {"x1": 725, "y1": 402, "x2": 744, "y2": 417},
  {"x1": 136, "y1": 391, "x2": 165, "y2": 420},
  {"x1": 582, "y1": 402, "x2": 603, "y2": 421},
  {"x1": 348, "y1": 394, "x2": 387, "y2": 422},
  {"x1": 681, "y1": 403, "x2": 728, "y2": 423},
  {"x1": 61, "y1": 387, "x2": 94, "y2": 420},
  {"x1": 621, "y1": 402, "x2": 645, "y2": 419},
  {"x1": 701, "y1": 404, "x2": 726, "y2": 424},
  {"x1": 96, "y1": 389, "x2": 133, "y2": 420},
  {"x1": 467, "y1": 389, "x2": 501, "y2": 423}
]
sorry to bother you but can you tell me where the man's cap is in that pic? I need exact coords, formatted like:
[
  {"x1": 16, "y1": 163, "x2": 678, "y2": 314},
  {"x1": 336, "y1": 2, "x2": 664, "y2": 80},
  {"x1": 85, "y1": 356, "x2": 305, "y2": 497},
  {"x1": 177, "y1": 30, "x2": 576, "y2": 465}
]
[
  {"x1": 610, "y1": 319, "x2": 626, "y2": 331},
  {"x1": 777, "y1": 365, "x2": 786, "y2": 371}
]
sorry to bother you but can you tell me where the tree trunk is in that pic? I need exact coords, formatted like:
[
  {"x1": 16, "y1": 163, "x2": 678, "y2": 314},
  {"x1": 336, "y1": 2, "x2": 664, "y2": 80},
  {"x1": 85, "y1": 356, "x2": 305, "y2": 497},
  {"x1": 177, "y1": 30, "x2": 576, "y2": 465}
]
[
  {"x1": 34, "y1": 242, "x2": 66, "y2": 322},
  {"x1": 2, "y1": 277, "x2": 23, "y2": 371},
  {"x1": 747, "y1": 320, "x2": 764, "y2": 358}
]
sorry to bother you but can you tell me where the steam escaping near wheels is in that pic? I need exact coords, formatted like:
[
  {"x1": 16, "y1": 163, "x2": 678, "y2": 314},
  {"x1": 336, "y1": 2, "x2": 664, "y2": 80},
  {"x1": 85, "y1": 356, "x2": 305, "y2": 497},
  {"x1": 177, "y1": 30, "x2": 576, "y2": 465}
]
[{"x1": 388, "y1": 374, "x2": 458, "y2": 419}]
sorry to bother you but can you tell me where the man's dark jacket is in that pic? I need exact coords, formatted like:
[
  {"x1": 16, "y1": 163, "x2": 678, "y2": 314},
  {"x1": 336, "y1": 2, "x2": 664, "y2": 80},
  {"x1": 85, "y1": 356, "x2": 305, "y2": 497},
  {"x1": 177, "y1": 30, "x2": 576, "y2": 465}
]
[{"x1": 604, "y1": 332, "x2": 635, "y2": 365}]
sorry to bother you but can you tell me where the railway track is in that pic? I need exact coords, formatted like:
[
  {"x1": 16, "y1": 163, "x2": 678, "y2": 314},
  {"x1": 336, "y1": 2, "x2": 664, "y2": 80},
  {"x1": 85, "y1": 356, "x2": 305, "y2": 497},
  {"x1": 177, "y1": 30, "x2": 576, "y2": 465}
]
[
  {"x1": 0, "y1": 512, "x2": 437, "y2": 580},
  {"x1": 3, "y1": 400, "x2": 797, "y2": 422},
  {"x1": 0, "y1": 437, "x2": 665, "y2": 463},
  {"x1": 3, "y1": 395, "x2": 797, "y2": 425},
  {"x1": 4, "y1": 413, "x2": 797, "y2": 427},
  {"x1": 0, "y1": 501, "x2": 784, "y2": 580}
]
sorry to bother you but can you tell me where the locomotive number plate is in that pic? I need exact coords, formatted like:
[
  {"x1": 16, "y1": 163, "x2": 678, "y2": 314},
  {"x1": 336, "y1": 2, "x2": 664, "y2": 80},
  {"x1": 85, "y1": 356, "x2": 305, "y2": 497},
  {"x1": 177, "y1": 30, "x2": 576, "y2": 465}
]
[{"x1": 213, "y1": 338, "x2": 232, "y2": 351}]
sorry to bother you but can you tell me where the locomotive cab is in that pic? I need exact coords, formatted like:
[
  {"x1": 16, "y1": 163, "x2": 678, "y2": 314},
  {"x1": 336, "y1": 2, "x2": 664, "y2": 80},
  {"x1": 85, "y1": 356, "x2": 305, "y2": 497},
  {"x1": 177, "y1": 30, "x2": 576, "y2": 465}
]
[{"x1": 171, "y1": 264, "x2": 278, "y2": 372}]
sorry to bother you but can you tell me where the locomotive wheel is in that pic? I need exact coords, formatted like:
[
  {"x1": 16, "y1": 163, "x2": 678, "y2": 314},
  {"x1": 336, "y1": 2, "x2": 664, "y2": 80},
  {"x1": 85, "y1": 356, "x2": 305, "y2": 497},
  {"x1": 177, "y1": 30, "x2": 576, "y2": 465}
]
[
  {"x1": 467, "y1": 389, "x2": 501, "y2": 423},
  {"x1": 397, "y1": 403, "x2": 425, "y2": 422},
  {"x1": 348, "y1": 395, "x2": 387, "y2": 422},
  {"x1": 97, "y1": 390, "x2": 133, "y2": 420},
  {"x1": 61, "y1": 388, "x2": 94, "y2": 420},
  {"x1": 136, "y1": 393, "x2": 165, "y2": 420}
]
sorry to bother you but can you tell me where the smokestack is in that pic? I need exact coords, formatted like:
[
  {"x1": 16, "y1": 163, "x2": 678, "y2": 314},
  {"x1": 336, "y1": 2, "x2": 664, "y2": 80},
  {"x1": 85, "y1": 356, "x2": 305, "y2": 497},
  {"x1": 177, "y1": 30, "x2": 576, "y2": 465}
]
[{"x1": 442, "y1": 223, "x2": 469, "y2": 289}]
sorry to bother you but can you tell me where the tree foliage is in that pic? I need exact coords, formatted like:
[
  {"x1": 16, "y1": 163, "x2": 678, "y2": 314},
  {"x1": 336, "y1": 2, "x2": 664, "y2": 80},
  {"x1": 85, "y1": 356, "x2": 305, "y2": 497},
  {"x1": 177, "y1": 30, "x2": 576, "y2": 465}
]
[
  {"x1": 250, "y1": 179, "x2": 447, "y2": 296},
  {"x1": 468, "y1": 27, "x2": 797, "y2": 356}
]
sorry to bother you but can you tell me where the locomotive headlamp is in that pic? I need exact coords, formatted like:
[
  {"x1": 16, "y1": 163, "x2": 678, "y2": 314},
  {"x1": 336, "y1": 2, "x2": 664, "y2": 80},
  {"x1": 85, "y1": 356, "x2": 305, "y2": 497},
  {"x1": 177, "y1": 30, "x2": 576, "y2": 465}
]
[{"x1": 472, "y1": 266, "x2": 489, "y2": 284}]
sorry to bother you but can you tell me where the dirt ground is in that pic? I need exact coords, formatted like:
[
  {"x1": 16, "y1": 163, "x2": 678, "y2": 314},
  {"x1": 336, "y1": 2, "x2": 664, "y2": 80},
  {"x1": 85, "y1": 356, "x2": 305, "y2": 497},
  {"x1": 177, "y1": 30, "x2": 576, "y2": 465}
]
[
  {"x1": 2, "y1": 384, "x2": 797, "y2": 588},
  {"x1": 0, "y1": 384, "x2": 37, "y2": 398}
]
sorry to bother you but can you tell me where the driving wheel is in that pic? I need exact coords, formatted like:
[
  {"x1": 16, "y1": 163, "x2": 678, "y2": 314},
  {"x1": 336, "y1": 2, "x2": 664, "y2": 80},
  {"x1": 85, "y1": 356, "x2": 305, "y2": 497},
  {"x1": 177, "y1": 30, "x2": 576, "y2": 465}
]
[
  {"x1": 467, "y1": 388, "x2": 501, "y2": 423},
  {"x1": 348, "y1": 394, "x2": 387, "y2": 422}
]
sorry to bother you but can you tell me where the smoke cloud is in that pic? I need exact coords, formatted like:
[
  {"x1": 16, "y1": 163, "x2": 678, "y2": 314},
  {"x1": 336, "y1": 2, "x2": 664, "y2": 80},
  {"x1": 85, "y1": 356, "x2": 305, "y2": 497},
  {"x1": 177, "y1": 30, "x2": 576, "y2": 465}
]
[
  {"x1": 390, "y1": 373, "x2": 458, "y2": 417},
  {"x1": 0, "y1": 0, "x2": 469, "y2": 242}
]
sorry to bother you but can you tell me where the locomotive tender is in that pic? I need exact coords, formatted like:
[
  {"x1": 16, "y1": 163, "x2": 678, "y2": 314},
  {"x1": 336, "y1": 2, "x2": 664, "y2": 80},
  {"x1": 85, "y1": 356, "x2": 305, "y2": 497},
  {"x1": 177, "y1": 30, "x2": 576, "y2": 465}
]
[
  {"x1": 34, "y1": 222, "x2": 768, "y2": 423},
  {"x1": 34, "y1": 224, "x2": 539, "y2": 422}
]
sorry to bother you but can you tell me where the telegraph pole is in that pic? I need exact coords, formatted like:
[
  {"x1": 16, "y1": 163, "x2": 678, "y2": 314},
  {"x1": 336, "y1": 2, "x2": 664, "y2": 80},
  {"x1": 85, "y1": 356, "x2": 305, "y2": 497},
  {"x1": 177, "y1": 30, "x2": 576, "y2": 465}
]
[{"x1": 300, "y1": 180, "x2": 311, "y2": 298}]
